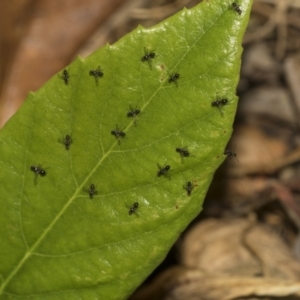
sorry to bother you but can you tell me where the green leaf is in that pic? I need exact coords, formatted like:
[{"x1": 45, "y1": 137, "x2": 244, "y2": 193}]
[{"x1": 0, "y1": 0, "x2": 252, "y2": 299}]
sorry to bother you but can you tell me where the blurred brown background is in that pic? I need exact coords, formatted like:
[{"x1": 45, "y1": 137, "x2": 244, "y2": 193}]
[{"x1": 2, "y1": 0, "x2": 300, "y2": 299}]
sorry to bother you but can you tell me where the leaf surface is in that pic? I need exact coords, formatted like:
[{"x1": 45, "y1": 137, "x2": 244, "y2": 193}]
[{"x1": 0, "y1": 0, "x2": 252, "y2": 299}]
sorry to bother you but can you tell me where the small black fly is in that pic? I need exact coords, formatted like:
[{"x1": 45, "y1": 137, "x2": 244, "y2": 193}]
[
  {"x1": 157, "y1": 164, "x2": 171, "y2": 177},
  {"x1": 60, "y1": 69, "x2": 69, "y2": 85},
  {"x1": 59, "y1": 134, "x2": 73, "y2": 150},
  {"x1": 168, "y1": 73, "x2": 180, "y2": 85},
  {"x1": 129, "y1": 202, "x2": 139, "y2": 215},
  {"x1": 211, "y1": 97, "x2": 229, "y2": 115},
  {"x1": 89, "y1": 66, "x2": 103, "y2": 84},
  {"x1": 176, "y1": 147, "x2": 190, "y2": 158},
  {"x1": 111, "y1": 125, "x2": 126, "y2": 144},
  {"x1": 184, "y1": 181, "x2": 194, "y2": 196},
  {"x1": 127, "y1": 105, "x2": 140, "y2": 118},
  {"x1": 232, "y1": 2, "x2": 242, "y2": 15},
  {"x1": 30, "y1": 165, "x2": 46, "y2": 184},
  {"x1": 224, "y1": 149, "x2": 239, "y2": 162},
  {"x1": 30, "y1": 165, "x2": 46, "y2": 177},
  {"x1": 141, "y1": 49, "x2": 155, "y2": 62},
  {"x1": 84, "y1": 184, "x2": 98, "y2": 199},
  {"x1": 211, "y1": 98, "x2": 228, "y2": 107}
]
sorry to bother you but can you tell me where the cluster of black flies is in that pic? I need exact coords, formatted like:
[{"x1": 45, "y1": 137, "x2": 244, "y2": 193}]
[{"x1": 30, "y1": 2, "x2": 241, "y2": 215}]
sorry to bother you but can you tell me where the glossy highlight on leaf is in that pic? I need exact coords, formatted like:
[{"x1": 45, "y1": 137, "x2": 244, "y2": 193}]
[{"x1": 0, "y1": 0, "x2": 252, "y2": 299}]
